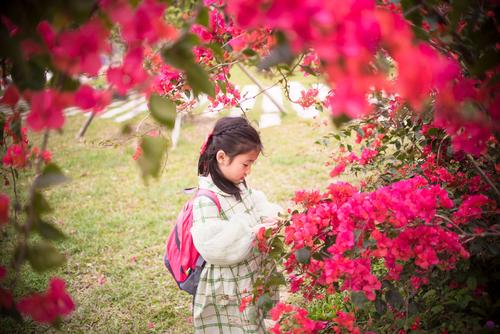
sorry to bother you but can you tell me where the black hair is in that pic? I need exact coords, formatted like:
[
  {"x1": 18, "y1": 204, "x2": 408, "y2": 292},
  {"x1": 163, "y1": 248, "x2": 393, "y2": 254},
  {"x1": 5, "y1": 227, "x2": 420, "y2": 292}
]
[{"x1": 198, "y1": 117, "x2": 263, "y2": 201}]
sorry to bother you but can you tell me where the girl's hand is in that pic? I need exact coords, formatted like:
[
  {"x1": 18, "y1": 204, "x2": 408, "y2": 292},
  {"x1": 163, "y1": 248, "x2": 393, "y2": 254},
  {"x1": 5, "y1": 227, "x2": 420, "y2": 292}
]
[{"x1": 253, "y1": 217, "x2": 280, "y2": 232}]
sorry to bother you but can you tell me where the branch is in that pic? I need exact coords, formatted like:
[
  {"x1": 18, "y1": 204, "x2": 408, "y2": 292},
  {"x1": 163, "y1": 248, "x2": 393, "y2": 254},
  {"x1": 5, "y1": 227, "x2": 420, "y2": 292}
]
[{"x1": 467, "y1": 154, "x2": 500, "y2": 201}]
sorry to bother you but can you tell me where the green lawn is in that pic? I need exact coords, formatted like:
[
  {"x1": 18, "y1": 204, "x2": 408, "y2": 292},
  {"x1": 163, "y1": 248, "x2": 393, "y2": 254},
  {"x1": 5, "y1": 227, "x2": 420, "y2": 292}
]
[{"x1": 0, "y1": 107, "x2": 348, "y2": 333}]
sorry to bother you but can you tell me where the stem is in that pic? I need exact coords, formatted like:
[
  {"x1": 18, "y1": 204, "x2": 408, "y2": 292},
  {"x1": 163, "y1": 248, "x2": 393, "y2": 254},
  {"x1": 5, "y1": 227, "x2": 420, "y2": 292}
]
[
  {"x1": 236, "y1": 63, "x2": 288, "y2": 115},
  {"x1": 467, "y1": 154, "x2": 500, "y2": 201},
  {"x1": 12, "y1": 130, "x2": 50, "y2": 285},
  {"x1": 76, "y1": 112, "x2": 96, "y2": 139},
  {"x1": 436, "y1": 135, "x2": 449, "y2": 165},
  {"x1": 435, "y1": 214, "x2": 466, "y2": 235},
  {"x1": 9, "y1": 166, "x2": 19, "y2": 224}
]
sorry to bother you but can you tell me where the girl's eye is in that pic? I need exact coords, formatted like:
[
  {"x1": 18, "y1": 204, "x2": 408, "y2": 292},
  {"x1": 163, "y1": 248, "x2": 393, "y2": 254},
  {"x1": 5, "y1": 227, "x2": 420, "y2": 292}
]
[{"x1": 243, "y1": 164, "x2": 249, "y2": 167}]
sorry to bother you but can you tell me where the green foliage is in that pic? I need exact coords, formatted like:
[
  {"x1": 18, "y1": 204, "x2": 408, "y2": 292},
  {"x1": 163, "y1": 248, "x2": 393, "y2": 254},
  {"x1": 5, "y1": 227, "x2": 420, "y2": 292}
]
[
  {"x1": 137, "y1": 135, "x2": 169, "y2": 180},
  {"x1": 148, "y1": 94, "x2": 177, "y2": 128}
]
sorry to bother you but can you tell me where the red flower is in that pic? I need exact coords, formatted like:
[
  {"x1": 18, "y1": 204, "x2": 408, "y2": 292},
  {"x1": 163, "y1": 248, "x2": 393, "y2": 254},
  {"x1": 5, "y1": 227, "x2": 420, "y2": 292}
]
[
  {"x1": 26, "y1": 89, "x2": 72, "y2": 132},
  {"x1": 0, "y1": 85, "x2": 20, "y2": 107},
  {"x1": 2, "y1": 143, "x2": 30, "y2": 168},
  {"x1": 74, "y1": 85, "x2": 112, "y2": 113},
  {"x1": 107, "y1": 48, "x2": 149, "y2": 95},
  {"x1": 17, "y1": 278, "x2": 75, "y2": 324}
]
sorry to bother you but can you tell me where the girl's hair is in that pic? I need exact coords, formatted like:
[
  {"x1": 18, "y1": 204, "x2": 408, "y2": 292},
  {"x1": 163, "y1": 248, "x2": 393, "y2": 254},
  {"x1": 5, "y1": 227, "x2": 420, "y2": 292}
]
[{"x1": 198, "y1": 117, "x2": 263, "y2": 201}]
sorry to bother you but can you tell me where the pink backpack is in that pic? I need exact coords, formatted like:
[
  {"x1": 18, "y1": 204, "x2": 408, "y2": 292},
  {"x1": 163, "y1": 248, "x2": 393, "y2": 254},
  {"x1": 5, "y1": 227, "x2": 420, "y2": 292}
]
[{"x1": 163, "y1": 189, "x2": 221, "y2": 295}]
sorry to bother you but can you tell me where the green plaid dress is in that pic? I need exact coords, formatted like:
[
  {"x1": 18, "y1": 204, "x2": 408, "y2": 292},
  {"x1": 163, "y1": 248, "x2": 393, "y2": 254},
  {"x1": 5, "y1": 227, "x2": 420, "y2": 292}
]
[{"x1": 191, "y1": 176, "x2": 275, "y2": 334}]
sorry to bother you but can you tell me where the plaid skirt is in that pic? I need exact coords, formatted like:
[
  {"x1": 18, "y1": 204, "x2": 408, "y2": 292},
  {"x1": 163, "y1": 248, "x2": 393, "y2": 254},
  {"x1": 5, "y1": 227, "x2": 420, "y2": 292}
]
[{"x1": 193, "y1": 254, "x2": 266, "y2": 334}]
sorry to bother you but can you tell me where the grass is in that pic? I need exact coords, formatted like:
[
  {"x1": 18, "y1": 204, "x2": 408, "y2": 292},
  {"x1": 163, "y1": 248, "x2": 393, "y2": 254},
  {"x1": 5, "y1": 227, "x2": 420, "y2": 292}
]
[{"x1": 0, "y1": 103, "x2": 346, "y2": 333}]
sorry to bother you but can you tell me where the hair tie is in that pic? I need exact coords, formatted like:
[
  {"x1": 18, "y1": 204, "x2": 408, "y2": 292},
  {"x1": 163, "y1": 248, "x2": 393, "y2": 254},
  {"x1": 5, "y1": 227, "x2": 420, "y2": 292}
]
[{"x1": 200, "y1": 130, "x2": 214, "y2": 155}]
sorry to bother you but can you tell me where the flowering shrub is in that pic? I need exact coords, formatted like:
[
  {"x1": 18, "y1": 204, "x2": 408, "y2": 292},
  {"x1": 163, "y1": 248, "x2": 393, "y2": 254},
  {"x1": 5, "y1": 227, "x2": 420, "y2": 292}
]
[{"x1": 0, "y1": 0, "x2": 498, "y2": 331}]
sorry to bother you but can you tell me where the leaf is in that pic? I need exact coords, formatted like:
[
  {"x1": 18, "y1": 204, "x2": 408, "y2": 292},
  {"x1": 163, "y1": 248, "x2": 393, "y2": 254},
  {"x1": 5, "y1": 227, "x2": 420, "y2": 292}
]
[
  {"x1": 161, "y1": 34, "x2": 199, "y2": 69},
  {"x1": 256, "y1": 294, "x2": 274, "y2": 314},
  {"x1": 332, "y1": 114, "x2": 351, "y2": 128},
  {"x1": 27, "y1": 241, "x2": 66, "y2": 272},
  {"x1": 11, "y1": 59, "x2": 46, "y2": 91},
  {"x1": 466, "y1": 276, "x2": 477, "y2": 290},
  {"x1": 32, "y1": 191, "x2": 52, "y2": 215},
  {"x1": 137, "y1": 136, "x2": 168, "y2": 180},
  {"x1": 386, "y1": 286, "x2": 404, "y2": 309},
  {"x1": 196, "y1": 6, "x2": 209, "y2": 27},
  {"x1": 258, "y1": 43, "x2": 294, "y2": 70},
  {"x1": 375, "y1": 297, "x2": 387, "y2": 315},
  {"x1": 299, "y1": 65, "x2": 317, "y2": 76},
  {"x1": 148, "y1": 94, "x2": 177, "y2": 128},
  {"x1": 33, "y1": 163, "x2": 70, "y2": 189},
  {"x1": 35, "y1": 220, "x2": 66, "y2": 241},
  {"x1": 295, "y1": 247, "x2": 311, "y2": 264},
  {"x1": 186, "y1": 64, "x2": 215, "y2": 98},
  {"x1": 351, "y1": 291, "x2": 368, "y2": 308},
  {"x1": 243, "y1": 48, "x2": 258, "y2": 57},
  {"x1": 267, "y1": 272, "x2": 286, "y2": 286}
]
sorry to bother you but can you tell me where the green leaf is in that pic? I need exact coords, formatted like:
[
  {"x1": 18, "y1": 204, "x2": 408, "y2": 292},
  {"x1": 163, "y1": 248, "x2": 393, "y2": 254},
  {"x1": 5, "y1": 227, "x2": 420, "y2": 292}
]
[
  {"x1": 256, "y1": 294, "x2": 274, "y2": 314},
  {"x1": 351, "y1": 291, "x2": 368, "y2": 308},
  {"x1": 186, "y1": 64, "x2": 215, "y2": 98},
  {"x1": 34, "y1": 163, "x2": 70, "y2": 189},
  {"x1": 137, "y1": 135, "x2": 168, "y2": 180},
  {"x1": 295, "y1": 247, "x2": 311, "y2": 264},
  {"x1": 32, "y1": 191, "x2": 52, "y2": 215},
  {"x1": 27, "y1": 241, "x2": 66, "y2": 272},
  {"x1": 258, "y1": 44, "x2": 294, "y2": 70},
  {"x1": 466, "y1": 276, "x2": 477, "y2": 290},
  {"x1": 11, "y1": 60, "x2": 46, "y2": 91},
  {"x1": 242, "y1": 48, "x2": 258, "y2": 57},
  {"x1": 386, "y1": 286, "x2": 404, "y2": 309},
  {"x1": 267, "y1": 272, "x2": 286, "y2": 286},
  {"x1": 148, "y1": 94, "x2": 177, "y2": 128},
  {"x1": 196, "y1": 6, "x2": 209, "y2": 27},
  {"x1": 35, "y1": 220, "x2": 66, "y2": 241},
  {"x1": 375, "y1": 297, "x2": 387, "y2": 315},
  {"x1": 299, "y1": 65, "x2": 317, "y2": 76},
  {"x1": 332, "y1": 114, "x2": 351, "y2": 128},
  {"x1": 161, "y1": 33, "x2": 200, "y2": 69}
]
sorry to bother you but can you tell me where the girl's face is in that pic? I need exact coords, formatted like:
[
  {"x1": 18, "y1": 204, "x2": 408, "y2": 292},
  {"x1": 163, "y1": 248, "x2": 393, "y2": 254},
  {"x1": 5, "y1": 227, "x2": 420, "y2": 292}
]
[{"x1": 216, "y1": 149, "x2": 260, "y2": 184}]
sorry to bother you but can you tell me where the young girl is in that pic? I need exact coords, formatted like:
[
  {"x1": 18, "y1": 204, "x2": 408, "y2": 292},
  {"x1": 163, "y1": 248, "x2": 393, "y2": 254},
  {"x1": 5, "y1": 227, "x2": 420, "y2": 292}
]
[{"x1": 191, "y1": 116, "x2": 281, "y2": 334}]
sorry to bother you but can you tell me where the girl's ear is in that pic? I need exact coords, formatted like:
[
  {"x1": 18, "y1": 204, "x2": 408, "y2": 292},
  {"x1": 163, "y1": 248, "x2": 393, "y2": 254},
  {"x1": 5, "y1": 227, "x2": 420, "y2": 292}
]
[{"x1": 216, "y1": 150, "x2": 227, "y2": 164}]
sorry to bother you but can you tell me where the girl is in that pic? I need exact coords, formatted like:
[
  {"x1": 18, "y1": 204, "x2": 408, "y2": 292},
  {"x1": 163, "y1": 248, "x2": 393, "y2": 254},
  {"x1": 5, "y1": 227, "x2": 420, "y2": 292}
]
[{"x1": 191, "y1": 116, "x2": 281, "y2": 334}]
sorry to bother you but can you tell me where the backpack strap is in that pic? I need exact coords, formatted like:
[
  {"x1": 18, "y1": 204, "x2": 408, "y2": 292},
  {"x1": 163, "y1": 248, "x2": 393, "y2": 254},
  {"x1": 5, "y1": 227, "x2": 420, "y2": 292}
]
[{"x1": 195, "y1": 189, "x2": 221, "y2": 214}]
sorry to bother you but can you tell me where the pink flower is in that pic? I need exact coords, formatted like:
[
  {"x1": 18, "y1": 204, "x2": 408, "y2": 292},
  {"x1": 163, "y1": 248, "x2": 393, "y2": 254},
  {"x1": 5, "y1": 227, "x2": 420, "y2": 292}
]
[
  {"x1": 26, "y1": 89, "x2": 72, "y2": 131},
  {"x1": 0, "y1": 194, "x2": 9, "y2": 225},
  {"x1": 107, "y1": 48, "x2": 149, "y2": 95},
  {"x1": 74, "y1": 85, "x2": 112, "y2": 113},
  {"x1": 41, "y1": 150, "x2": 52, "y2": 164},
  {"x1": 102, "y1": 0, "x2": 177, "y2": 46},
  {"x1": 453, "y1": 194, "x2": 492, "y2": 225},
  {"x1": 0, "y1": 85, "x2": 20, "y2": 107},
  {"x1": 2, "y1": 143, "x2": 30, "y2": 168},
  {"x1": 38, "y1": 19, "x2": 110, "y2": 76},
  {"x1": 17, "y1": 278, "x2": 75, "y2": 324}
]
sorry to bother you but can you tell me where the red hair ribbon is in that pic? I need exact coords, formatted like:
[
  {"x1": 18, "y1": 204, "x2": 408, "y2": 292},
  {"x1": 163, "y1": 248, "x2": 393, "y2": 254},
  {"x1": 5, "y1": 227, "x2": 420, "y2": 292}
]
[{"x1": 200, "y1": 130, "x2": 214, "y2": 155}]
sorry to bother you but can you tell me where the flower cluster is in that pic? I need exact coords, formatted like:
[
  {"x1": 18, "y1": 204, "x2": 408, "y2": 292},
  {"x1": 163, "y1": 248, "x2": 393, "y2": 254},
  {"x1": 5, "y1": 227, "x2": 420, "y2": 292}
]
[
  {"x1": 268, "y1": 302, "x2": 327, "y2": 334},
  {"x1": 225, "y1": 0, "x2": 495, "y2": 155},
  {"x1": 16, "y1": 278, "x2": 75, "y2": 324},
  {"x1": 283, "y1": 176, "x2": 472, "y2": 302}
]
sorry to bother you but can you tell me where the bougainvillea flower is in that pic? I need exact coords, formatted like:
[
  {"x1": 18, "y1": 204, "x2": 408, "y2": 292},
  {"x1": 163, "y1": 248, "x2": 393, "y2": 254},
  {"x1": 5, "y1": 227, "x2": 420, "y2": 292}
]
[
  {"x1": 0, "y1": 85, "x2": 20, "y2": 107},
  {"x1": 26, "y1": 89, "x2": 72, "y2": 131},
  {"x1": 17, "y1": 278, "x2": 75, "y2": 324},
  {"x1": 38, "y1": 18, "x2": 110, "y2": 76},
  {"x1": 74, "y1": 85, "x2": 112, "y2": 113},
  {"x1": 2, "y1": 143, "x2": 30, "y2": 168},
  {"x1": 107, "y1": 48, "x2": 149, "y2": 95}
]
